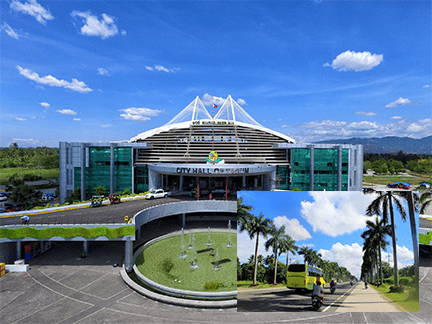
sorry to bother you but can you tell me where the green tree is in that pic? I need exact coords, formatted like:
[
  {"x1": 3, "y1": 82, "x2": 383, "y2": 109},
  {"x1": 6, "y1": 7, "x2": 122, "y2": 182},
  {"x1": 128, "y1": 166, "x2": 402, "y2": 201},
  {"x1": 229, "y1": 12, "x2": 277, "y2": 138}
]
[
  {"x1": 265, "y1": 225, "x2": 289, "y2": 285},
  {"x1": 237, "y1": 197, "x2": 253, "y2": 228},
  {"x1": 279, "y1": 235, "x2": 298, "y2": 283},
  {"x1": 239, "y1": 212, "x2": 273, "y2": 285},
  {"x1": 366, "y1": 191, "x2": 407, "y2": 286},
  {"x1": 95, "y1": 186, "x2": 106, "y2": 196}
]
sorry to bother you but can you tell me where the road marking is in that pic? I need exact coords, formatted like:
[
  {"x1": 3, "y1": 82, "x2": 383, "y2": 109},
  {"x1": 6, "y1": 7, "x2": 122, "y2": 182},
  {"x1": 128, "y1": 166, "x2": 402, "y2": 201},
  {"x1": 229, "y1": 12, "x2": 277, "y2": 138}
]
[
  {"x1": 419, "y1": 267, "x2": 429, "y2": 283},
  {"x1": 323, "y1": 284, "x2": 356, "y2": 312},
  {"x1": 421, "y1": 298, "x2": 432, "y2": 306},
  {"x1": 405, "y1": 311, "x2": 425, "y2": 323},
  {"x1": 363, "y1": 312, "x2": 368, "y2": 324}
]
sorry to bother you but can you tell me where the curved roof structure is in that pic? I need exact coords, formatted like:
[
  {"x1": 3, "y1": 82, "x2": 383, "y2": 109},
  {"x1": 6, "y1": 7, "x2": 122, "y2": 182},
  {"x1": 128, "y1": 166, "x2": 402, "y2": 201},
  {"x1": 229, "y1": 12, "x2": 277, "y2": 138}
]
[{"x1": 130, "y1": 95, "x2": 295, "y2": 165}]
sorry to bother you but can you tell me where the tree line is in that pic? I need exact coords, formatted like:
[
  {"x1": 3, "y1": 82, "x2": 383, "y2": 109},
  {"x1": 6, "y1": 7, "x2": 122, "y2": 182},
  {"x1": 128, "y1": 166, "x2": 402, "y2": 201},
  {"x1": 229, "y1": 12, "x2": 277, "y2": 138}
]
[
  {"x1": 237, "y1": 198, "x2": 354, "y2": 286},
  {"x1": 0, "y1": 143, "x2": 59, "y2": 169},
  {"x1": 363, "y1": 151, "x2": 432, "y2": 175}
]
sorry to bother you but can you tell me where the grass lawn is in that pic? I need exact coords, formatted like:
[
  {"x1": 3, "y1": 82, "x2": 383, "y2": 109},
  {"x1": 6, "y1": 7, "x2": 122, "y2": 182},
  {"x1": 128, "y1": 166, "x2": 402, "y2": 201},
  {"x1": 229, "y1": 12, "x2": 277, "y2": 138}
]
[
  {"x1": 363, "y1": 174, "x2": 431, "y2": 187},
  {"x1": 0, "y1": 167, "x2": 59, "y2": 185},
  {"x1": 371, "y1": 283, "x2": 419, "y2": 312},
  {"x1": 237, "y1": 280, "x2": 286, "y2": 289},
  {"x1": 136, "y1": 232, "x2": 237, "y2": 292}
]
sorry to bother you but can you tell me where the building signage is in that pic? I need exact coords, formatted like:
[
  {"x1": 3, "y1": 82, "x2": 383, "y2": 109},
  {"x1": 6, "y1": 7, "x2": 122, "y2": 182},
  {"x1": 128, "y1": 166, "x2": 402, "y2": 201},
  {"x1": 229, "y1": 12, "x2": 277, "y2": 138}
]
[
  {"x1": 176, "y1": 167, "x2": 250, "y2": 175},
  {"x1": 192, "y1": 121, "x2": 234, "y2": 125},
  {"x1": 205, "y1": 151, "x2": 223, "y2": 164}
]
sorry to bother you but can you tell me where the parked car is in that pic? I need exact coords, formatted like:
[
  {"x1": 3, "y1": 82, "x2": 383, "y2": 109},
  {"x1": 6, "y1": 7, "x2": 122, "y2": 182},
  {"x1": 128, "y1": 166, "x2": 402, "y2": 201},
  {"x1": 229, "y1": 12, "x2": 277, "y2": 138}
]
[
  {"x1": 1, "y1": 202, "x2": 18, "y2": 211},
  {"x1": 0, "y1": 193, "x2": 8, "y2": 202},
  {"x1": 109, "y1": 193, "x2": 121, "y2": 204},
  {"x1": 145, "y1": 189, "x2": 170, "y2": 199},
  {"x1": 42, "y1": 193, "x2": 54, "y2": 201},
  {"x1": 90, "y1": 195, "x2": 104, "y2": 207}
]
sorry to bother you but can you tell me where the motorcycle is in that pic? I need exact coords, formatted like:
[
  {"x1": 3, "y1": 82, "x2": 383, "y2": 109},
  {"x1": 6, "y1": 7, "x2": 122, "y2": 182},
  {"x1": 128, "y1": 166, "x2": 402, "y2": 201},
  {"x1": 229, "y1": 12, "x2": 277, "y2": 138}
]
[
  {"x1": 312, "y1": 295, "x2": 323, "y2": 311},
  {"x1": 330, "y1": 285, "x2": 336, "y2": 294}
]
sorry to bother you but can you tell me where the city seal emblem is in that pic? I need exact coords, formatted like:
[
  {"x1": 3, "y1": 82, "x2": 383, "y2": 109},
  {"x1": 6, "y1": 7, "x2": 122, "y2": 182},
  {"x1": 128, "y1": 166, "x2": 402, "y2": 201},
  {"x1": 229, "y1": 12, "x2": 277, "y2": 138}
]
[{"x1": 205, "y1": 151, "x2": 222, "y2": 164}]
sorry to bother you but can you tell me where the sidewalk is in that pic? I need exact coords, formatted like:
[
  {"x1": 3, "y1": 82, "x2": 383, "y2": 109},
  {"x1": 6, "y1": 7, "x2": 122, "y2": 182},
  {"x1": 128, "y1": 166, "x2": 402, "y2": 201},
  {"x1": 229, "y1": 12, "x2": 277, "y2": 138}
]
[{"x1": 334, "y1": 283, "x2": 401, "y2": 312}]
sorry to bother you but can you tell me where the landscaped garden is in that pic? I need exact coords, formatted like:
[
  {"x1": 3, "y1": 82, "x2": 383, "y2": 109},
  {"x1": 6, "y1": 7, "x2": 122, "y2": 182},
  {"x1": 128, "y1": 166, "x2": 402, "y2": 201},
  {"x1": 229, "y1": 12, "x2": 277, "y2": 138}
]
[{"x1": 135, "y1": 231, "x2": 236, "y2": 292}]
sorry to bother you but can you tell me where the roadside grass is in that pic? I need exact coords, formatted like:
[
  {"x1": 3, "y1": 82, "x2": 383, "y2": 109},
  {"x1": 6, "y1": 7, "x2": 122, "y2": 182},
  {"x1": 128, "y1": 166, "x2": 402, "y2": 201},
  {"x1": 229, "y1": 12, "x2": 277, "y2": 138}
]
[
  {"x1": 371, "y1": 283, "x2": 419, "y2": 312},
  {"x1": 0, "y1": 167, "x2": 59, "y2": 185},
  {"x1": 363, "y1": 173, "x2": 431, "y2": 187},
  {"x1": 237, "y1": 280, "x2": 286, "y2": 289}
]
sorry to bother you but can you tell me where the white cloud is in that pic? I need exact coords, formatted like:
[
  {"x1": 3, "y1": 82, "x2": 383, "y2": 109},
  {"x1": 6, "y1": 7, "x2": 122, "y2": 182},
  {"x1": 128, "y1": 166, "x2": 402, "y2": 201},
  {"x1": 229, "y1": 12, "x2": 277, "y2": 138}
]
[
  {"x1": 202, "y1": 93, "x2": 226, "y2": 107},
  {"x1": 17, "y1": 66, "x2": 92, "y2": 93},
  {"x1": 281, "y1": 125, "x2": 288, "y2": 128},
  {"x1": 355, "y1": 111, "x2": 377, "y2": 117},
  {"x1": 1, "y1": 23, "x2": 20, "y2": 39},
  {"x1": 325, "y1": 50, "x2": 383, "y2": 72},
  {"x1": 73, "y1": 118, "x2": 81, "y2": 121},
  {"x1": 423, "y1": 85, "x2": 430, "y2": 88},
  {"x1": 15, "y1": 117, "x2": 27, "y2": 121},
  {"x1": 278, "y1": 119, "x2": 282, "y2": 122},
  {"x1": 273, "y1": 216, "x2": 312, "y2": 241},
  {"x1": 390, "y1": 116, "x2": 403, "y2": 120},
  {"x1": 10, "y1": 0, "x2": 53, "y2": 25},
  {"x1": 237, "y1": 98, "x2": 247, "y2": 105},
  {"x1": 286, "y1": 118, "x2": 432, "y2": 142},
  {"x1": 381, "y1": 245, "x2": 414, "y2": 270},
  {"x1": 101, "y1": 124, "x2": 112, "y2": 128},
  {"x1": 121, "y1": 30, "x2": 127, "y2": 36},
  {"x1": 237, "y1": 231, "x2": 273, "y2": 264},
  {"x1": 301, "y1": 192, "x2": 372, "y2": 237},
  {"x1": 385, "y1": 97, "x2": 412, "y2": 108},
  {"x1": 319, "y1": 243, "x2": 363, "y2": 279},
  {"x1": 56, "y1": 109, "x2": 77, "y2": 115},
  {"x1": 12, "y1": 138, "x2": 39, "y2": 144},
  {"x1": 39, "y1": 102, "x2": 50, "y2": 108},
  {"x1": 146, "y1": 65, "x2": 179, "y2": 73},
  {"x1": 98, "y1": 68, "x2": 109, "y2": 76},
  {"x1": 30, "y1": 116, "x2": 36, "y2": 119},
  {"x1": 119, "y1": 107, "x2": 162, "y2": 121},
  {"x1": 71, "y1": 11, "x2": 118, "y2": 39}
]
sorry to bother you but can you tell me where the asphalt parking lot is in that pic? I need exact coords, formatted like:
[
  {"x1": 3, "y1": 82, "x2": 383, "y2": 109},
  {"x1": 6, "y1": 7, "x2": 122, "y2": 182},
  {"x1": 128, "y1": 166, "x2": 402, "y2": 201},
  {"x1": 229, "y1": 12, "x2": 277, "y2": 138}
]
[{"x1": 1, "y1": 241, "x2": 431, "y2": 324}]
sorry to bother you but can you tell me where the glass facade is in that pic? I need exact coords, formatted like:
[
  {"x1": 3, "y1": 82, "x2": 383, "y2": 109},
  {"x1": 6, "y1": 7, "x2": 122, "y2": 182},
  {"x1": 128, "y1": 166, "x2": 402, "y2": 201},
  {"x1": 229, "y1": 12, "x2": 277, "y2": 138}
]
[{"x1": 135, "y1": 166, "x2": 149, "y2": 193}]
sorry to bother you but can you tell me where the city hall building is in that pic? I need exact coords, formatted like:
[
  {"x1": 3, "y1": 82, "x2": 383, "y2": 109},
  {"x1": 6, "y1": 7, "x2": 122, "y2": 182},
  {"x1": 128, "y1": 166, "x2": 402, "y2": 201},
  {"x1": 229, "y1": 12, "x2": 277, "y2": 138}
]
[{"x1": 59, "y1": 96, "x2": 363, "y2": 203}]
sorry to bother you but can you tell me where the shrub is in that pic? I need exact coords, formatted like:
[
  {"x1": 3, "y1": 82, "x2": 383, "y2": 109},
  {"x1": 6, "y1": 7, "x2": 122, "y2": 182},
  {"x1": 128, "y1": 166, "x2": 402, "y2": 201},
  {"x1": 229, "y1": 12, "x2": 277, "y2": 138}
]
[
  {"x1": 123, "y1": 188, "x2": 131, "y2": 195},
  {"x1": 399, "y1": 278, "x2": 410, "y2": 286},
  {"x1": 95, "y1": 186, "x2": 106, "y2": 196},
  {"x1": 54, "y1": 203, "x2": 60, "y2": 207},
  {"x1": 204, "y1": 281, "x2": 225, "y2": 291},
  {"x1": 383, "y1": 278, "x2": 394, "y2": 285},
  {"x1": 161, "y1": 259, "x2": 174, "y2": 275},
  {"x1": 389, "y1": 285, "x2": 405, "y2": 293}
]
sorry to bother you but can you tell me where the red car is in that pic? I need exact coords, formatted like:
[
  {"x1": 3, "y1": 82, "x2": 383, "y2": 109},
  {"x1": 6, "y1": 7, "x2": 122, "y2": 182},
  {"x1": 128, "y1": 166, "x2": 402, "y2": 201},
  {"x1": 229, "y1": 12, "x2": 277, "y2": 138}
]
[{"x1": 109, "y1": 193, "x2": 121, "y2": 204}]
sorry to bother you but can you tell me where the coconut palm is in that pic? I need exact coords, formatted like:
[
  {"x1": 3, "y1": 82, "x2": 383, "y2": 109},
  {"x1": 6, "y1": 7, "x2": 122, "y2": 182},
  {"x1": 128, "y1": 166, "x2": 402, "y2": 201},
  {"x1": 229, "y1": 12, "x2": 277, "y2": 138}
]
[
  {"x1": 366, "y1": 191, "x2": 407, "y2": 286},
  {"x1": 240, "y1": 212, "x2": 273, "y2": 285},
  {"x1": 361, "y1": 215, "x2": 391, "y2": 285},
  {"x1": 419, "y1": 190, "x2": 431, "y2": 215},
  {"x1": 298, "y1": 246, "x2": 313, "y2": 265},
  {"x1": 237, "y1": 197, "x2": 253, "y2": 228},
  {"x1": 265, "y1": 225, "x2": 289, "y2": 285},
  {"x1": 279, "y1": 235, "x2": 298, "y2": 282}
]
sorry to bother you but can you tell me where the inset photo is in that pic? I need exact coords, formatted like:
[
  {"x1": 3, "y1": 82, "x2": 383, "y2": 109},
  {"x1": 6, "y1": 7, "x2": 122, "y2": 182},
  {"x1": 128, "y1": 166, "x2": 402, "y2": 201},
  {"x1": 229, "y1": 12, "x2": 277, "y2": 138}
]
[{"x1": 237, "y1": 191, "x2": 419, "y2": 312}]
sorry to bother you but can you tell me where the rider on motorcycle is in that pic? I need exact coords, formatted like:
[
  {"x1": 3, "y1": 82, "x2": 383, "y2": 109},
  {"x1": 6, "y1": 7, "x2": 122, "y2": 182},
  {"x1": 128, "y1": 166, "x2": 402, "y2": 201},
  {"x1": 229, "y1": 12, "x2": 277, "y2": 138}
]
[
  {"x1": 312, "y1": 280, "x2": 324, "y2": 303},
  {"x1": 330, "y1": 279, "x2": 337, "y2": 288}
]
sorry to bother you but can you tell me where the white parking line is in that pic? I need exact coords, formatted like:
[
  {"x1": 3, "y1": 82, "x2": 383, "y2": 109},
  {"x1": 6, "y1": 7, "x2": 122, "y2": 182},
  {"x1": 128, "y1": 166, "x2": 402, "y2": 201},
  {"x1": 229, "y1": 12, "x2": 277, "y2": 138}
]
[{"x1": 322, "y1": 285, "x2": 356, "y2": 312}]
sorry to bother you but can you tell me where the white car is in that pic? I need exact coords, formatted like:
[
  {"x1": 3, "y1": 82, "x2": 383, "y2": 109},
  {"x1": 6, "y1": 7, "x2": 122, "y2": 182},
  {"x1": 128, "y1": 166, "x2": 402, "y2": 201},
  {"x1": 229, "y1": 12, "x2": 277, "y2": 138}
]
[
  {"x1": 145, "y1": 189, "x2": 170, "y2": 199},
  {"x1": 0, "y1": 193, "x2": 8, "y2": 202}
]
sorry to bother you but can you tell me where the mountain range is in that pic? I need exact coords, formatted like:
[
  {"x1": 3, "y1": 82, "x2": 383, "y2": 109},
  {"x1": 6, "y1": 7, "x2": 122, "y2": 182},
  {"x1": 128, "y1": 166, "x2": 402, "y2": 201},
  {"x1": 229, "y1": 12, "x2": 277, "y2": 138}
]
[{"x1": 315, "y1": 136, "x2": 432, "y2": 154}]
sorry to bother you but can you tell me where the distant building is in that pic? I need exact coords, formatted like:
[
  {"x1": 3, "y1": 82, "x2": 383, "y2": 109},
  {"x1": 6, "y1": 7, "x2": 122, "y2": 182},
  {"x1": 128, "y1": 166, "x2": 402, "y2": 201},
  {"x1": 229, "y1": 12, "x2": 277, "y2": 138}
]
[{"x1": 59, "y1": 96, "x2": 363, "y2": 203}]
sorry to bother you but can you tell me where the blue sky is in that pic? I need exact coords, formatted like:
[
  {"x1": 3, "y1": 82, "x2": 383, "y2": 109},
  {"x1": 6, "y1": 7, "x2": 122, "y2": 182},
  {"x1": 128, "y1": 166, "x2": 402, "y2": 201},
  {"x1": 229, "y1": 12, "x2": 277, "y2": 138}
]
[
  {"x1": 237, "y1": 191, "x2": 416, "y2": 279},
  {"x1": 1, "y1": 1, "x2": 431, "y2": 147}
]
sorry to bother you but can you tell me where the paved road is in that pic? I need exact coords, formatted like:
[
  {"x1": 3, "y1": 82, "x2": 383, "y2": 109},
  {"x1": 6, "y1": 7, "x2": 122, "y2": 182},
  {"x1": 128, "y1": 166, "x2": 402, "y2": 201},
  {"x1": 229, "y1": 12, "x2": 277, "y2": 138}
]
[
  {"x1": 1, "y1": 243, "x2": 431, "y2": 323},
  {"x1": 237, "y1": 283, "x2": 353, "y2": 312},
  {"x1": 0, "y1": 195, "x2": 235, "y2": 226}
]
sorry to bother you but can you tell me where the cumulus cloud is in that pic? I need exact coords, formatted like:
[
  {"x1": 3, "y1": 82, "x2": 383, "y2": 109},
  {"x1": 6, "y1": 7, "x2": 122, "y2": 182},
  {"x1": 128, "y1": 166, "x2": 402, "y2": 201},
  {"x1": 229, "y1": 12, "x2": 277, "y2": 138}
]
[
  {"x1": 324, "y1": 50, "x2": 383, "y2": 72},
  {"x1": 301, "y1": 192, "x2": 372, "y2": 237},
  {"x1": 15, "y1": 117, "x2": 27, "y2": 121},
  {"x1": 1, "y1": 22, "x2": 20, "y2": 39},
  {"x1": 286, "y1": 118, "x2": 432, "y2": 142},
  {"x1": 237, "y1": 231, "x2": 273, "y2": 264},
  {"x1": 17, "y1": 66, "x2": 92, "y2": 93},
  {"x1": 355, "y1": 111, "x2": 377, "y2": 116},
  {"x1": 319, "y1": 243, "x2": 364, "y2": 279},
  {"x1": 145, "y1": 65, "x2": 179, "y2": 73},
  {"x1": 423, "y1": 85, "x2": 430, "y2": 88},
  {"x1": 10, "y1": 0, "x2": 53, "y2": 25},
  {"x1": 119, "y1": 107, "x2": 162, "y2": 121},
  {"x1": 56, "y1": 109, "x2": 77, "y2": 115},
  {"x1": 39, "y1": 102, "x2": 50, "y2": 108},
  {"x1": 273, "y1": 216, "x2": 312, "y2": 241},
  {"x1": 121, "y1": 30, "x2": 127, "y2": 36},
  {"x1": 381, "y1": 245, "x2": 414, "y2": 269},
  {"x1": 390, "y1": 116, "x2": 403, "y2": 120},
  {"x1": 98, "y1": 68, "x2": 109, "y2": 76},
  {"x1": 202, "y1": 93, "x2": 226, "y2": 107},
  {"x1": 385, "y1": 97, "x2": 412, "y2": 108},
  {"x1": 237, "y1": 98, "x2": 247, "y2": 105},
  {"x1": 71, "y1": 11, "x2": 118, "y2": 39},
  {"x1": 73, "y1": 118, "x2": 81, "y2": 121}
]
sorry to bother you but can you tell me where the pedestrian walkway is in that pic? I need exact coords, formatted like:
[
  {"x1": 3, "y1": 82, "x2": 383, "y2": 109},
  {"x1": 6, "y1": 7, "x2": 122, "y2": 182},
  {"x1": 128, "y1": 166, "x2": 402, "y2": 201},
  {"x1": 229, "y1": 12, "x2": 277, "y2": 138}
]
[{"x1": 334, "y1": 282, "x2": 401, "y2": 312}]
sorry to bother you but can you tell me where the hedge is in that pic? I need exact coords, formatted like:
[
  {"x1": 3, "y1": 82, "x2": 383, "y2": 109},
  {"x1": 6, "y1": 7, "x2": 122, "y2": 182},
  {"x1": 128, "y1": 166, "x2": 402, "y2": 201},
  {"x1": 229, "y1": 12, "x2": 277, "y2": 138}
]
[{"x1": 0, "y1": 226, "x2": 135, "y2": 239}]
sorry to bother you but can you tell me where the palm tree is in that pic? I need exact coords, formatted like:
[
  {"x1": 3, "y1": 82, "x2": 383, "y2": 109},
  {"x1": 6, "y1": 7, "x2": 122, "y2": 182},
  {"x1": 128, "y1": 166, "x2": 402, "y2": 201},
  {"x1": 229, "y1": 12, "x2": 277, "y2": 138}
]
[
  {"x1": 366, "y1": 191, "x2": 407, "y2": 286},
  {"x1": 298, "y1": 246, "x2": 313, "y2": 265},
  {"x1": 361, "y1": 215, "x2": 391, "y2": 285},
  {"x1": 279, "y1": 235, "x2": 298, "y2": 283},
  {"x1": 240, "y1": 212, "x2": 273, "y2": 285},
  {"x1": 419, "y1": 189, "x2": 431, "y2": 215},
  {"x1": 237, "y1": 197, "x2": 253, "y2": 228},
  {"x1": 265, "y1": 225, "x2": 289, "y2": 285}
]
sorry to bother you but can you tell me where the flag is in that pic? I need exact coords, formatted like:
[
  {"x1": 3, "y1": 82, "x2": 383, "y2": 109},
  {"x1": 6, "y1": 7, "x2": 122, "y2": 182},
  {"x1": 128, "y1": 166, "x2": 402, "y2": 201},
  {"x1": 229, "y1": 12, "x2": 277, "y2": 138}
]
[{"x1": 213, "y1": 104, "x2": 218, "y2": 108}]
